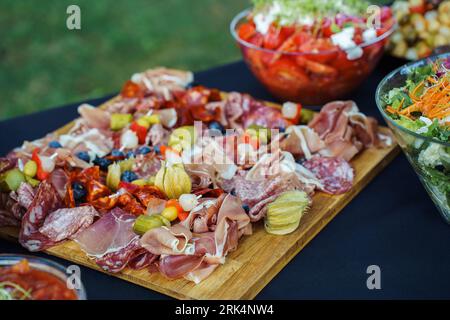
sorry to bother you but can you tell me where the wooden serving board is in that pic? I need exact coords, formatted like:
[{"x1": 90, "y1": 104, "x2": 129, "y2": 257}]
[{"x1": 0, "y1": 95, "x2": 399, "y2": 299}]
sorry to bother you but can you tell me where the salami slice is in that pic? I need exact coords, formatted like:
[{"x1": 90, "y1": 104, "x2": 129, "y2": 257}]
[
  {"x1": 19, "y1": 181, "x2": 62, "y2": 251},
  {"x1": 303, "y1": 157, "x2": 354, "y2": 195},
  {"x1": 95, "y1": 238, "x2": 143, "y2": 273}
]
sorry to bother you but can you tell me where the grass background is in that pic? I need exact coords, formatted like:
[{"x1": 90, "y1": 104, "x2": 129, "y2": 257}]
[
  {"x1": 0, "y1": 0, "x2": 246, "y2": 120},
  {"x1": 0, "y1": 0, "x2": 392, "y2": 120}
]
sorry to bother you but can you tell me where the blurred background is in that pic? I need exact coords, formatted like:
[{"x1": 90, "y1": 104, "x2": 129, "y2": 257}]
[
  {"x1": 0, "y1": 0, "x2": 246, "y2": 120},
  {"x1": 0, "y1": 0, "x2": 402, "y2": 121}
]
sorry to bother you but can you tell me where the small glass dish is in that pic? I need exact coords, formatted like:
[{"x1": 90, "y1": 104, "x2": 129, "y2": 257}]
[
  {"x1": 0, "y1": 254, "x2": 87, "y2": 300},
  {"x1": 376, "y1": 53, "x2": 450, "y2": 223}
]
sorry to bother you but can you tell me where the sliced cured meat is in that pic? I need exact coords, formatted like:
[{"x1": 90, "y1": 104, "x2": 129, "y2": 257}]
[
  {"x1": 303, "y1": 157, "x2": 354, "y2": 195},
  {"x1": 142, "y1": 194, "x2": 250, "y2": 283},
  {"x1": 179, "y1": 196, "x2": 224, "y2": 233},
  {"x1": 18, "y1": 181, "x2": 62, "y2": 251},
  {"x1": 39, "y1": 206, "x2": 97, "y2": 242},
  {"x1": 220, "y1": 171, "x2": 307, "y2": 222},
  {"x1": 308, "y1": 101, "x2": 383, "y2": 161},
  {"x1": 309, "y1": 101, "x2": 347, "y2": 138},
  {"x1": 16, "y1": 182, "x2": 35, "y2": 210},
  {"x1": 0, "y1": 157, "x2": 15, "y2": 175},
  {"x1": 140, "y1": 224, "x2": 193, "y2": 256},
  {"x1": 146, "y1": 124, "x2": 170, "y2": 146},
  {"x1": 214, "y1": 194, "x2": 251, "y2": 255},
  {"x1": 95, "y1": 238, "x2": 143, "y2": 273},
  {"x1": 74, "y1": 207, "x2": 138, "y2": 258},
  {"x1": 133, "y1": 154, "x2": 161, "y2": 179},
  {"x1": 128, "y1": 249, "x2": 158, "y2": 270},
  {"x1": 185, "y1": 164, "x2": 216, "y2": 190},
  {"x1": 77, "y1": 104, "x2": 111, "y2": 130},
  {"x1": 48, "y1": 169, "x2": 69, "y2": 199},
  {"x1": 242, "y1": 105, "x2": 288, "y2": 129},
  {"x1": 279, "y1": 126, "x2": 326, "y2": 159}
]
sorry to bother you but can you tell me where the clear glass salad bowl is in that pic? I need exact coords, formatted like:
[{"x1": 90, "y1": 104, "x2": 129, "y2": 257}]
[
  {"x1": 231, "y1": 9, "x2": 396, "y2": 106},
  {"x1": 376, "y1": 53, "x2": 450, "y2": 223}
]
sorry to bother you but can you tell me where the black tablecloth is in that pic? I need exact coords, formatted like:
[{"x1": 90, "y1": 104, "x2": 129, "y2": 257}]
[{"x1": 1, "y1": 56, "x2": 449, "y2": 299}]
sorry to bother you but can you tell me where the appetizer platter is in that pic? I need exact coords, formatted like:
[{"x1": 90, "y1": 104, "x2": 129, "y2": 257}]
[{"x1": 0, "y1": 68, "x2": 398, "y2": 299}]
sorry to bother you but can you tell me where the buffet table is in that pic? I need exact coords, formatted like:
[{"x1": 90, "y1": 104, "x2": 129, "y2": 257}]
[{"x1": 1, "y1": 56, "x2": 450, "y2": 299}]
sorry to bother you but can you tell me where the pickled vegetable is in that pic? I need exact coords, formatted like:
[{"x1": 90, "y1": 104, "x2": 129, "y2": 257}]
[
  {"x1": 106, "y1": 163, "x2": 121, "y2": 191},
  {"x1": 168, "y1": 126, "x2": 196, "y2": 151},
  {"x1": 133, "y1": 215, "x2": 165, "y2": 235},
  {"x1": 299, "y1": 109, "x2": 315, "y2": 124},
  {"x1": 264, "y1": 190, "x2": 311, "y2": 235},
  {"x1": 23, "y1": 160, "x2": 37, "y2": 178},
  {"x1": 118, "y1": 158, "x2": 135, "y2": 172},
  {"x1": 110, "y1": 113, "x2": 132, "y2": 131},
  {"x1": 0, "y1": 169, "x2": 26, "y2": 192},
  {"x1": 246, "y1": 125, "x2": 270, "y2": 144},
  {"x1": 25, "y1": 175, "x2": 40, "y2": 187}
]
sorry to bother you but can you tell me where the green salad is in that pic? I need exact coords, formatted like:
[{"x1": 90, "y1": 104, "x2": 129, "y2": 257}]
[{"x1": 381, "y1": 56, "x2": 450, "y2": 214}]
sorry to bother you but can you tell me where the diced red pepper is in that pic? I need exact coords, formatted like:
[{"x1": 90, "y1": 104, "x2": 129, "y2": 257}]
[
  {"x1": 177, "y1": 211, "x2": 189, "y2": 221},
  {"x1": 31, "y1": 148, "x2": 50, "y2": 181},
  {"x1": 121, "y1": 80, "x2": 143, "y2": 99},
  {"x1": 130, "y1": 121, "x2": 148, "y2": 144}
]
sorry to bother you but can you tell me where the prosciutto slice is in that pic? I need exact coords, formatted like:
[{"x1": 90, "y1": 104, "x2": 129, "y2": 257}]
[
  {"x1": 74, "y1": 207, "x2": 138, "y2": 258},
  {"x1": 220, "y1": 171, "x2": 307, "y2": 222},
  {"x1": 140, "y1": 224, "x2": 194, "y2": 256},
  {"x1": 77, "y1": 104, "x2": 111, "y2": 130},
  {"x1": 308, "y1": 101, "x2": 382, "y2": 161},
  {"x1": 279, "y1": 126, "x2": 326, "y2": 159},
  {"x1": 141, "y1": 194, "x2": 251, "y2": 283}
]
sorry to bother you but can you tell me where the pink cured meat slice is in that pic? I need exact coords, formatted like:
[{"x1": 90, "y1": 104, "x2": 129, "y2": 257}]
[
  {"x1": 303, "y1": 157, "x2": 354, "y2": 195},
  {"x1": 128, "y1": 249, "x2": 158, "y2": 270},
  {"x1": 39, "y1": 206, "x2": 97, "y2": 242},
  {"x1": 94, "y1": 238, "x2": 157, "y2": 273},
  {"x1": 19, "y1": 181, "x2": 62, "y2": 251}
]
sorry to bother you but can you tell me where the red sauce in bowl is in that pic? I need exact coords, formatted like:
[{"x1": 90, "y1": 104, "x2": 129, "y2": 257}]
[{"x1": 0, "y1": 259, "x2": 77, "y2": 300}]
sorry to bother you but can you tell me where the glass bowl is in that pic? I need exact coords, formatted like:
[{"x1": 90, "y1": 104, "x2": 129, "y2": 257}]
[
  {"x1": 231, "y1": 9, "x2": 396, "y2": 106},
  {"x1": 0, "y1": 254, "x2": 87, "y2": 300},
  {"x1": 376, "y1": 53, "x2": 450, "y2": 223}
]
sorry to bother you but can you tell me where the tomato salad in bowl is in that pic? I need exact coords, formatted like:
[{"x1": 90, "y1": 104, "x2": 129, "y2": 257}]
[
  {"x1": 231, "y1": 0, "x2": 396, "y2": 105},
  {"x1": 0, "y1": 254, "x2": 85, "y2": 300}
]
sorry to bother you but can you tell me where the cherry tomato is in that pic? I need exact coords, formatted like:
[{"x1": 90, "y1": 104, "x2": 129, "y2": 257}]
[
  {"x1": 237, "y1": 22, "x2": 256, "y2": 41},
  {"x1": 121, "y1": 80, "x2": 143, "y2": 99}
]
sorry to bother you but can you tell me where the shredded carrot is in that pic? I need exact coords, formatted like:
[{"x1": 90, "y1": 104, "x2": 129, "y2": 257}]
[{"x1": 400, "y1": 75, "x2": 450, "y2": 121}]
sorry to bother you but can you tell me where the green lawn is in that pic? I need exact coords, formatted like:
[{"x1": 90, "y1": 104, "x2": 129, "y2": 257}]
[
  {"x1": 0, "y1": 0, "x2": 392, "y2": 120},
  {"x1": 0, "y1": 0, "x2": 247, "y2": 120}
]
